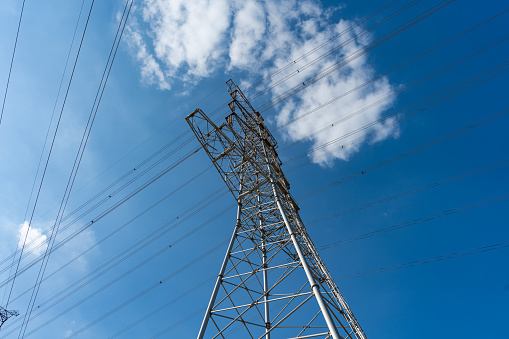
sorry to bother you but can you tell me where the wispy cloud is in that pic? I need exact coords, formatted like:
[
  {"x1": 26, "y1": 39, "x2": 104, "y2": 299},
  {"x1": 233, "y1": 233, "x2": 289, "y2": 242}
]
[
  {"x1": 127, "y1": 0, "x2": 398, "y2": 164},
  {"x1": 125, "y1": 14, "x2": 171, "y2": 90}
]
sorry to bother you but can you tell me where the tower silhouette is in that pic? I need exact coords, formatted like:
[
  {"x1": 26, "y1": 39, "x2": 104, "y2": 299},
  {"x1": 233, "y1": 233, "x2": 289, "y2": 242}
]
[
  {"x1": 186, "y1": 80, "x2": 366, "y2": 339},
  {"x1": 0, "y1": 306, "x2": 18, "y2": 329}
]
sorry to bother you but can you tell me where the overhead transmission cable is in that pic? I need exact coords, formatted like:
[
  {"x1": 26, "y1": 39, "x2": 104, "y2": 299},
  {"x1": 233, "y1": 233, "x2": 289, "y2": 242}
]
[
  {"x1": 257, "y1": 0, "x2": 456, "y2": 113},
  {"x1": 276, "y1": 9, "x2": 509, "y2": 133},
  {"x1": 10, "y1": 109, "x2": 509, "y2": 336},
  {"x1": 0, "y1": 0, "x2": 484, "y2": 326},
  {"x1": 4, "y1": 0, "x2": 450, "y2": 261},
  {"x1": 334, "y1": 241, "x2": 509, "y2": 281},
  {"x1": 4, "y1": 0, "x2": 96, "y2": 310},
  {"x1": 17, "y1": 1, "x2": 134, "y2": 337},
  {"x1": 114, "y1": 236, "x2": 509, "y2": 338},
  {"x1": 7, "y1": 112, "x2": 507, "y2": 338},
  {"x1": 0, "y1": 145, "x2": 202, "y2": 285},
  {"x1": 318, "y1": 193, "x2": 509, "y2": 250},
  {"x1": 0, "y1": 191, "x2": 231, "y2": 334},
  {"x1": 244, "y1": 0, "x2": 405, "y2": 93},
  {"x1": 307, "y1": 159, "x2": 509, "y2": 226},
  {"x1": 3, "y1": 205, "x2": 231, "y2": 338},
  {"x1": 1, "y1": 0, "x2": 87, "y2": 307},
  {"x1": 0, "y1": 183, "x2": 229, "y2": 334},
  {"x1": 299, "y1": 107, "x2": 509, "y2": 200},
  {"x1": 2, "y1": 21, "x2": 504, "y2": 294},
  {"x1": 285, "y1": 57, "x2": 509, "y2": 168},
  {"x1": 2, "y1": 23, "x2": 504, "y2": 290},
  {"x1": 2, "y1": 167, "x2": 217, "y2": 306},
  {"x1": 0, "y1": 0, "x2": 26, "y2": 126},
  {"x1": 1, "y1": 231, "x2": 227, "y2": 337}
]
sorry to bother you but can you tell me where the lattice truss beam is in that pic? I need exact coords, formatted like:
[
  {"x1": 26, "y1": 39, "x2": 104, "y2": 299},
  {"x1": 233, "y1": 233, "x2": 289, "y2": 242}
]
[{"x1": 186, "y1": 80, "x2": 366, "y2": 339}]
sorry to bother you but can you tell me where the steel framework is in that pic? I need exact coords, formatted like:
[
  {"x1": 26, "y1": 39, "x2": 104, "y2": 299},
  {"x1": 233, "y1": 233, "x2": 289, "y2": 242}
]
[
  {"x1": 0, "y1": 306, "x2": 18, "y2": 329},
  {"x1": 186, "y1": 80, "x2": 367, "y2": 339}
]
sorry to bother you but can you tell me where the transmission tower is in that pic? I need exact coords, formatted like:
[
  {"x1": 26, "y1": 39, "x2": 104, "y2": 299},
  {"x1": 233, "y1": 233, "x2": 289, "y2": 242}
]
[
  {"x1": 0, "y1": 305, "x2": 19, "y2": 329},
  {"x1": 186, "y1": 80, "x2": 367, "y2": 339}
]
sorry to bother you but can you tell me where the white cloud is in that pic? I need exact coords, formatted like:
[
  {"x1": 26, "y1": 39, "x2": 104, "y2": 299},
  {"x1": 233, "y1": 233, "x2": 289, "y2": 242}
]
[
  {"x1": 125, "y1": 15, "x2": 171, "y2": 90},
  {"x1": 18, "y1": 221, "x2": 47, "y2": 257},
  {"x1": 261, "y1": 14, "x2": 397, "y2": 165},
  {"x1": 229, "y1": 0, "x2": 266, "y2": 68},
  {"x1": 127, "y1": 0, "x2": 398, "y2": 164},
  {"x1": 141, "y1": 0, "x2": 231, "y2": 79},
  {"x1": 0, "y1": 218, "x2": 97, "y2": 306}
]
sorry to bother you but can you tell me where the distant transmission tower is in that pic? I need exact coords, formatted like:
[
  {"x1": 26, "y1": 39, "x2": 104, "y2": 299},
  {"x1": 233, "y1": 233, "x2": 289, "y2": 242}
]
[
  {"x1": 186, "y1": 80, "x2": 367, "y2": 339},
  {"x1": 0, "y1": 305, "x2": 19, "y2": 329}
]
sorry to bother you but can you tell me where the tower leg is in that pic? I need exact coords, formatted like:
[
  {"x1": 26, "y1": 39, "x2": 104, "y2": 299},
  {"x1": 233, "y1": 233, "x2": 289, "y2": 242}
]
[
  {"x1": 270, "y1": 184, "x2": 342, "y2": 339},
  {"x1": 258, "y1": 192, "x2": 270, "y2": 339},
  {"x1": 197, "y1": 203, "x2": 242, "y2": 339},
  {"x1": 262, "y1": 240, "x2": 270, "y2": 339}
]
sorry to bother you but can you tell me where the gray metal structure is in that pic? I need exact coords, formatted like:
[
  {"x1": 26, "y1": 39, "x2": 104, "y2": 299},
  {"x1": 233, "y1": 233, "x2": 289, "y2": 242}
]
[
  {"x1": 186, "y1": 80, "x2": 367, "y2": 339},
  {"x1": 0, "y1": 306, "x2": 18, "y2": 329}
]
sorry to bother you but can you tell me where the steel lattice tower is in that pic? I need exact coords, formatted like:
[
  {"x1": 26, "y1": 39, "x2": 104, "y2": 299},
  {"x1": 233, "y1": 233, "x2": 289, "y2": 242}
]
[
  {"x1": 0, "y1": 306, "x2": 18, "y2": 329},
  {"x1": 186, "y1": 80, "x2": 367, "y2": 339}
]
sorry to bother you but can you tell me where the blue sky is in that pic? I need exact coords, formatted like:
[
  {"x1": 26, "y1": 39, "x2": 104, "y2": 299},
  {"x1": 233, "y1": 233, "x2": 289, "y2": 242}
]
[{"x1": 0, "y1": 0, "x2": 508, "y2": 337}]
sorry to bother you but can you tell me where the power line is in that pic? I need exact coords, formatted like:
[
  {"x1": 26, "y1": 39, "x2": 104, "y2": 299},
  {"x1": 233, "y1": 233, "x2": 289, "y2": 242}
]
[
  {"x1": 1, "y1": 0, "x2": 87, "y2": 307},
  {"x1": 63, "y1": 241, "x2": 227, "y2": 339},
  {"x1": 5, "y1": 0, "x2": 96, "y2": 310},
  {"x1": 10, "y1": 160, "x2": 509, "y2": 333},
  {"x1": 19, "y1": 206, "x2": 231, "y2": 337},
  {"x1": 0, "y1": 0, "x2": 26, "y2": 126},
  {"x1": 3, "y1": 69, "x2": 504, "y2": 316},
  {"x1": 317, "y1": 193, "x2": 509, "y2": 250},
  {"x1": 307, "y1": 159, "x2": 509, "y2": 225},
  {"x1": 17, "y1": 1, "x2": 134, "y2": 336},
  {"x1": 0, "y1": 0, "x2": 438, "y2": 266},
  {"x1": 3, "y1": 51, "x2": 504, "y2": 308},
  {"x1": 257, "y1": 0, "x2": 456, "y2": 113},
  {"x1": 126, "y1": 239, "x2": 509, "y2": 338},
  {"x1": 298, "y1": 107, "x2": 509, "y2": 200},
  {"x1": 248, "y1": 0, "x2": 417, "y2": 98},
  {"x1": 4, "y1": 167, "x2": 216, "y2": 307},
  {"x1": 0, "y1": 185, "x2": 228, "y2": 334},
  {"x1": 0, "y1": 191, "x2": 231, "y2": 336},
  {"x1": 284, "y1": 57, "x2": 509, "y2": 167},
  {"x1": 276, "y1": 9, "x2": 509, "y2": 134},
  {"x1": 335, "y1": 241, "x2": 509, "y2": 281}
]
